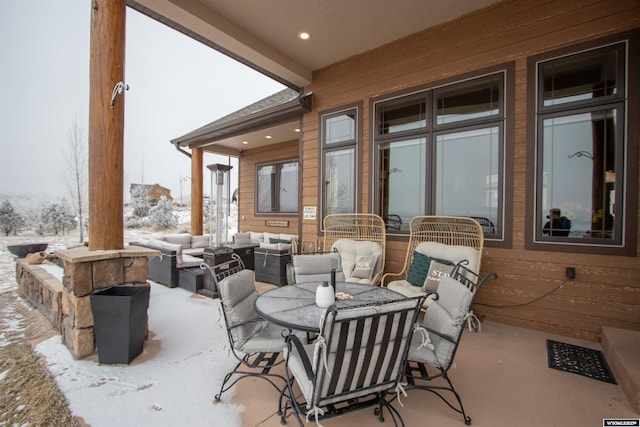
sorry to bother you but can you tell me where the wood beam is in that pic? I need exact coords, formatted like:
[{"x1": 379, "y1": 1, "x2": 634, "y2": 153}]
[
  {"x1": 88, "y1": 0, "x2": 126, "y2": 250},
  {"x1": 191, "y1": 147, "x2": 204, "y2": 235}
]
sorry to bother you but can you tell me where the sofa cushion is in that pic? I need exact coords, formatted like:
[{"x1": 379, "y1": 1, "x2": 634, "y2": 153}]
[
  {"x1": 269, "y1": 237, "x2": 291, "y2": 244},
  {"x1": 177, "y1": 254, "x2": 203, "y2": 269},
  {"x1": 191, "y1": 235, "x2": 210, "y2": 249},
  {"x1": 259, "y1": 242, "x2": 292, "y2": 251},
  {"x1": 250, "y1": 232, "x2": 264, "y2": 242},
  {"x1": 164, "y1": 233, "x2": 193, "y2": 249}
]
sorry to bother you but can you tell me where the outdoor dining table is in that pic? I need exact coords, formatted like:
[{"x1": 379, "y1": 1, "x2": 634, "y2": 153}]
[{"x1": 254, "y1": 281, "x2": 405, "y2": 333}]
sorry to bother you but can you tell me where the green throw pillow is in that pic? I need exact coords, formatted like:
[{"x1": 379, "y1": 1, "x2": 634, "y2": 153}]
[
  {"x1": 269, "y1": 237, "x2": 291, "y2": 244},
  {"x1": 407, "y1": 251, "x2": 432, "y2": 286},
  {"x1": 407, "y1": 251, "x2": 455, "y2": 287}
]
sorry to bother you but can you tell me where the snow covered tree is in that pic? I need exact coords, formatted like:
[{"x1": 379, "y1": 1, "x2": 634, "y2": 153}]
[
  {"x1": 0, "y1": 200, "x2": 25, "y2": 236},
  {"x1": 40, "y1": 201, "x2": 77, "y2": 235},
  {"x1": 131, "y1": 185, "x2": 150, "y2": 218},
  {"x1": 148, "y1": 196, "x2": 177, "y2": 230}
]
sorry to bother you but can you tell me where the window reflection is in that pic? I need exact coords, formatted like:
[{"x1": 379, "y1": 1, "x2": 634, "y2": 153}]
[
  {"x1": 435, "y1": 128, "x2": 499, "y2": 227},
  {"x1": 379, "y1": 139, "x2": 426, "y2": 231},
  {"x1": 325, "y1": 148, "x2": 355, "y2": 214},
  {"x1": 436, "y1": 78, "x2": 501, "y2": 125},
  {"x1": 541, "y1": 110, "x2": 617, "y2": 238}
]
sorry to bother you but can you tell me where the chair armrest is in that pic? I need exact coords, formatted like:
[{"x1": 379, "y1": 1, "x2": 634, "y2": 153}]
[
  {"x1": 286, "y1": 333, "x2": 314, "y2": 381},
  {"x1": 381, "y1": 270, "x2": 405, "y2": 287}
]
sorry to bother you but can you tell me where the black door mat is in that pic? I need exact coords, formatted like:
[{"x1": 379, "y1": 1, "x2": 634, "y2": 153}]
[{"x1": 547, "y1": 339, "x2": 616, "y2": 384}]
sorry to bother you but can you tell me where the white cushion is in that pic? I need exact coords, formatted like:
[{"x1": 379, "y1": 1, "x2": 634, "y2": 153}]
[
  {"x1": 414, "y1": 242, "x2": 479, "y2": 274},
  {"x1": 250, "y1": 232, "x2": 264, "y2": 242},
  {"x1": 191, "y1": 235, "x2": 210, "y2": 248},
  {"x1": 331, "y1": 239, "x2": 383, "y2": 284},
  {"x1": 259, "y1": 242, "x2": 292, "y2": 251},
  {"x1": 293, "y1": 253, "x2": 345, "y2": 284},
  {"x1": 164, "y1": 233, "x2": 193, "y2": 248},
  {"x1": 423, "y1": 260, "x2": 455, "y2": 292},
  {"x1": 408, "y1": 276, "x2": 473, "y2": 367}
]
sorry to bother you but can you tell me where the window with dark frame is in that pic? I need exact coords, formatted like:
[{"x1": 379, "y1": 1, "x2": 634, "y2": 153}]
[
  {"x1": 321, "y1": 107, "x2": 358, "y2": 217},
  {"x1": 256, "y1": 160, "x2": 298, "y2": 214},
  {"x1": 534, "y1": 42, "x2": 626, "y2": 245},
  {"x1": 373, "y1": 72, "x2": 506, "y2": 237}
]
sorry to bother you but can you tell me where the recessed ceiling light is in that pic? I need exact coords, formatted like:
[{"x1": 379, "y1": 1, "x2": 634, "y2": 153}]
[
  {"x1": 265, "y1": 135, "x2": 272, "y2": 139},
  {"x1": 294, "y1": 128, "x2": 300, "y2": 132},
  {"x1": 298, "y1": 32, "x2": 310, "y2": 40},
  {"x1": 242, "y1": 141, "x2": 249, "y2": 145}
]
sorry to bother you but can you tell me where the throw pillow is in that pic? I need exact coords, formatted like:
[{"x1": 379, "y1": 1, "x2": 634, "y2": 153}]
[
  {"x1": 352, "y1": 254, "x2": 379, "y2": 280},
  {"x1": 423, "y1": 259, "x2": 456, "y2": 292},
  {"x1": 269, "y1": 237, "x2": 291, "y2": 244},
  {"x1": 407, "y1": 251, "x2": 432, "y2": 286}
]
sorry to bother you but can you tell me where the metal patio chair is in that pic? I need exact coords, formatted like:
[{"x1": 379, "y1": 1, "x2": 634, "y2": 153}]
[
  {"x1": 404, "y1": 263, "x2": 497, "y2": 424},
  {"x1": 279, "y1": 296, "x2": 424, "y2": 426},
  {"x1": 201, "y1": 254, "x2": 304, "y2": 401}
]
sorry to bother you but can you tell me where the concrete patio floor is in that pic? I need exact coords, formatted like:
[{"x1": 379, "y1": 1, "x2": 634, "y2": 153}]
[{"x1": 232, "y1": 283, "x2": 638, "y2": 426}]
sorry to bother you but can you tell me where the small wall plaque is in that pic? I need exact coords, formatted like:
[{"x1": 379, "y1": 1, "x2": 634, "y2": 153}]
[{"x1": 265, "y1": 220, "x2": 289, "y2": 227}]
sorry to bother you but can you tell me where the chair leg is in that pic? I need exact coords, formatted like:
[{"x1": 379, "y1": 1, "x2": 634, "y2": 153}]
[
  {"x1": 405, "y1": 361, "x2": 471, "y2": 425},
  {"x1": 215, "y1": 352, "x2": 286, "y2": 402}
]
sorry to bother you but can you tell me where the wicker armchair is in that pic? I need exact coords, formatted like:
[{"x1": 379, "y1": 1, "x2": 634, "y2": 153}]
[
  {"x1": 322, "y1": 213, "x2": 387, "y2": 285},
  {"x1": 381, "y1": 216, "x2": 484, "y2": 305}
]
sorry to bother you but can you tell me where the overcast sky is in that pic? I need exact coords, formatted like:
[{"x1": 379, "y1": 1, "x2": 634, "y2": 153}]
[{"x1": 0, "y1": 0, "x2": 285, "y2": 202}]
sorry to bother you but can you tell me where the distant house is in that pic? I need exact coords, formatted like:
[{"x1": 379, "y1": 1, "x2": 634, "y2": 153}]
[{"x1": 129, "y1": 184, "x2": 173, "y2": 205}]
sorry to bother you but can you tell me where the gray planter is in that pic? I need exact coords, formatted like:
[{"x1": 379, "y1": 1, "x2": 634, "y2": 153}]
[{"x1": 90, "y1": 285, "x2": 150, "y2": 364}]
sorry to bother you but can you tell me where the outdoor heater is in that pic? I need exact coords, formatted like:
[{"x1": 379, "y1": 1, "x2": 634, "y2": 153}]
[{"x1": 201, "y1": 163, "x2": 233, "y2": 298}]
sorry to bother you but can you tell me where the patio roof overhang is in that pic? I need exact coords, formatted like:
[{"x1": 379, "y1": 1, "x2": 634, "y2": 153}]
[{"x1": 171, "y1": 89, "x2": 312, "y2": 157}]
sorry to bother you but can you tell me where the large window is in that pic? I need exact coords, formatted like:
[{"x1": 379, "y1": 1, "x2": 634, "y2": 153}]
[
  {"x1": 374, "y1": 71, "x2": 507, "y2": 238},
  {"x1": 532, "y1": 41, "x2": 627, "y2": 247},
  {"x1": 321, "y1": 106, "x2": 359, "y2": 216},
  {"x1": 256, "y1": 160, "x2": 298, "y2": 214}
]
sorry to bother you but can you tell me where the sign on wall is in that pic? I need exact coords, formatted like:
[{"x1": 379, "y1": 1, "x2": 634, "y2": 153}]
[{"x1": 303, "y1": 206, "x2": 317, "y2": 220}]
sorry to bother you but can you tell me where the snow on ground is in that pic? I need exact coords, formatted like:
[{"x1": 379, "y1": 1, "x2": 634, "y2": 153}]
[{"x1": 0, "y1": 218, "x2": 248, "y2": 427}]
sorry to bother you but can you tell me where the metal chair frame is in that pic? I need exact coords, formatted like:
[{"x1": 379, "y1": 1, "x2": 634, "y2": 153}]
[
  {"x1": 404, "y1": 263, "x2": 497, "y2": 425},
  {"x1": 279, "y1": 297, "x2": 424, "y2": 427},
  {"x1": 201, "y1": 254, "x2": 287, "y2": 402}
]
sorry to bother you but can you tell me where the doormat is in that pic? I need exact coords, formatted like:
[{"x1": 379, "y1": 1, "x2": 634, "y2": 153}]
[{"x1": 546, "y1": 339, "x2": 616, "y2": 384}]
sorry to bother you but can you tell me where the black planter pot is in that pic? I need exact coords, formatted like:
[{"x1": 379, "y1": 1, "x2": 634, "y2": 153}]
[{"x1": 90, "y1": 285, "x2": 150, "y2": 365}]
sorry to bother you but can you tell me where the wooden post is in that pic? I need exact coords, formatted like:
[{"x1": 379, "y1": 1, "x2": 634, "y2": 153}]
[
  {"x1": 88, "y1": 0, "x2": 126, "y2": 250},
  {"x1": 191, "y1": 147, "x2": 204, "y2": 236}
]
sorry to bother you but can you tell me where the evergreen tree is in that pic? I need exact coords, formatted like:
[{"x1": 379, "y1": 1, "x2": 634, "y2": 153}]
[
  {"x1": 0, "y1": 200, "x2": 25, "y2": 236},
  {"x1": 40, "y1": 201, "x2": 77, "y2": 235},
  {"x1": 148, "y1": 196, "x2": 177, "y2": 230},
  {"x1": 131, "y1": 186, "x2": 150, "y2": 218}
]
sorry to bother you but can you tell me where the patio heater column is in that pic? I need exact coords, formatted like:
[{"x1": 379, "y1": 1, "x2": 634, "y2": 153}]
[
  {"x1": 88, "y1": 0, "x2": 126, "y2": 250},
  {"x1": 207, "y1": 164, "x2": 233, "y2": 247}
]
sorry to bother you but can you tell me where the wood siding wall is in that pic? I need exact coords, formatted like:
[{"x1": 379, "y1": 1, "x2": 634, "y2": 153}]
[
  {"x1": 237, "y1": 140, "x2": 299, "y2": 237},
  {"x1": 296, "y1": 0, "x2": 640, "y2": 341}
]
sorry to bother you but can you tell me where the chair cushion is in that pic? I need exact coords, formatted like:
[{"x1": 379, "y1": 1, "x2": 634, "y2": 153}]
[
  {"x1": 407, "y1": 251, "x2": 451, "y2": 287},
  {"x1": 217, "y1": 270, "x2": 260, "y2": 348},
  {"x1": 293, "y1": 253, "x2": 345, "y2": 283},
  {"x1": 408, "y1": 276, "x2": 473, "y2": 367},
  {"x1": 284, "y1": 340, "x2": 316, "y2": 405},
  {"x1": 331, "y1": 239, "x2": 383, "y2": 283},
  {"x1": 414, "y1": 241, "x2": 479, "y2": 274}
]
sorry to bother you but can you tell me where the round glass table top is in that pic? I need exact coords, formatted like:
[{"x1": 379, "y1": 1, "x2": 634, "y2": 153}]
[{"x1": 254, "y1": 281, "x2": 404, "y2": 332}]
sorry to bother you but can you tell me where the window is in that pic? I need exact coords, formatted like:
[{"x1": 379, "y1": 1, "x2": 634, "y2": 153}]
[
  {"x1": 374, "y1": 71, "x2": 508, "y2": 238},
  {"x1": 321, "y1": 106, "x2": 360, "y2": 216},
  {"x1": 531, "y1": 41, "x2": 628, "y2": 248},
  {"x1": 256, "y1": 160, "x2": 298, "y2": 214}
]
